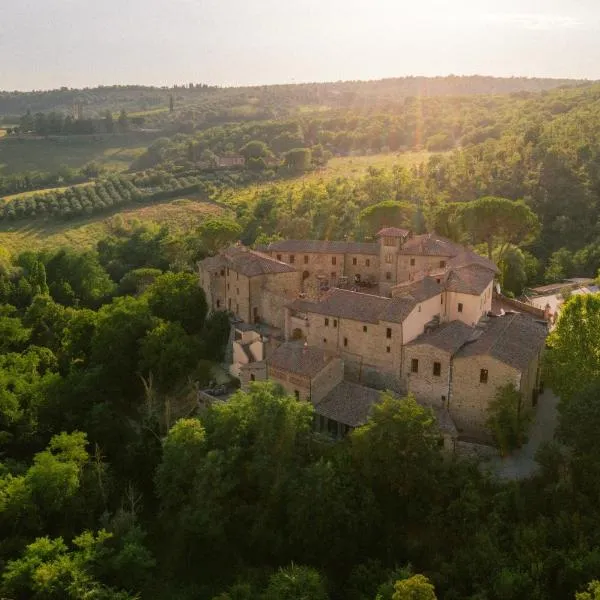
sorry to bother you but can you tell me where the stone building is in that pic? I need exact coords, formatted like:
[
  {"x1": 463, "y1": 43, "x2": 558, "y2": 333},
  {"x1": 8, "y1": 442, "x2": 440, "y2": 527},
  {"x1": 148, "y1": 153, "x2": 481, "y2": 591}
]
[
  {"x1": 198, "y1": 246, "x2": 302, "y2": 330},
  {"x1": 198, "y1": 229, "x2": 548, "y2": 442},
  {"x1": 264, "y1": 341, "x2": 458, "y2": 448}
]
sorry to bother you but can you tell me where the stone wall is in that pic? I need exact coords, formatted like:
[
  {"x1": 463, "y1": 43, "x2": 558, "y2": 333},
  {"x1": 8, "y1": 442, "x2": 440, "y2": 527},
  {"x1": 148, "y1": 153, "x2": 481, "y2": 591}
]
[
  {"x1": 310, "y1": 358, "x2": 344, "y2": 403},
  {"x1": 267, "y1": 365, "x2": 311, "y2": 401},
  {"x1": 450, "y1": 355, "x2": 520, "y2": 438},
  {"x1": 403, "y1": 344, "x2": 451, "y2": 408}
]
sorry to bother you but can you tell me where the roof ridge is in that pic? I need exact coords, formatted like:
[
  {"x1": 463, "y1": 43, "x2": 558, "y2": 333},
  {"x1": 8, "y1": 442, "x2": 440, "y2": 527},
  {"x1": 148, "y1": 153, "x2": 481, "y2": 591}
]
[{"x1": 486, "y1": 313, "x2": 518, "y2": 356}]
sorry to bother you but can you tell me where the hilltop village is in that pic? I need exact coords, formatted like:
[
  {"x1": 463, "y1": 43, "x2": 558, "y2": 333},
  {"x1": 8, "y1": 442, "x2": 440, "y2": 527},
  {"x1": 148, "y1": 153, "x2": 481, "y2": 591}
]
[{"x1": 199, "y1": 228, "x2": 549, "y2": 446}]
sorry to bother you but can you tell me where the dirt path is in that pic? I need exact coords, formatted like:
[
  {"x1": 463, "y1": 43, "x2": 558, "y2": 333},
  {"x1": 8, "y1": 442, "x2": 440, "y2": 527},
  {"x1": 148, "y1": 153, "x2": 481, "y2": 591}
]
[{"x1": 487, "y1": 389, "x2": 559, "y2": 480}]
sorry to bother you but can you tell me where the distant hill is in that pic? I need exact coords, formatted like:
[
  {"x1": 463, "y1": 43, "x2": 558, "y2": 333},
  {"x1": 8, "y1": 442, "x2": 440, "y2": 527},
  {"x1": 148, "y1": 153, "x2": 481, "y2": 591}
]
[{"x1": 0, "y1": 75, "x2": 590, "y2": 121}]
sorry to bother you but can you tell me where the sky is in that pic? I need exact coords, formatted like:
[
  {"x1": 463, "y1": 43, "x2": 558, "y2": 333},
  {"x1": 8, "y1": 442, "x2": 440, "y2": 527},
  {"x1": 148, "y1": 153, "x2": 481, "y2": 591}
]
[{"x1": 1, "y1": 0, "x2": 600, "y2": 91}]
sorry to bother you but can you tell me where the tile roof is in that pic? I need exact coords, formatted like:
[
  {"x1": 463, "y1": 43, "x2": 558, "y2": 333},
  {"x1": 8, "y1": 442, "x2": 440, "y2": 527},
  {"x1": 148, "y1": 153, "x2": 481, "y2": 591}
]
[
  {"x1": 268, "y1": 342, "x2": 337, "y2": 378},
  {"x1": 454, "y1": 313, "x2": 548, "y2": 371},
  {"x1": 392, "y1": 276, "x2": 444, "y2": 303},
  {"x1": 288, "y1": 288, "x2": 394, "y2": 324},
  {"x1": 288, "y1": 283, "x2": 440, "y2": 326},
  {"x1": 444, "y1": 265, "x2": 495, "y2": 296},
  {"x1": 377, "y1": 227, "x2": 410, "y2": 238},
  {"x1": 266, "y1": 239, "x2": 379, "y2": 255},
  {"x1": 200, "y1": 246, "x2": 297, "y2": 278},
  {"x1": 448, "y1": 250, "x2": 499, "y2": 273},
  {"x1": 315, "y1": 381, "x2": 382, "y2": 427},
  {"x1": 399, "y1": 233, "x2": 464, "y2": 257},
  {"x1": 406, "y1": 320, "x2": 476, "y2": 355}
]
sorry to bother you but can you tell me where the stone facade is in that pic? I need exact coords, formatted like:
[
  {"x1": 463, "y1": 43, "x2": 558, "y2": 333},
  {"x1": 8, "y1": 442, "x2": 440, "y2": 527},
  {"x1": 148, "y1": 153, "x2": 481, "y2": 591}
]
[{"x1": 403, "y1": 344, "x2": 452, "y2": 409}]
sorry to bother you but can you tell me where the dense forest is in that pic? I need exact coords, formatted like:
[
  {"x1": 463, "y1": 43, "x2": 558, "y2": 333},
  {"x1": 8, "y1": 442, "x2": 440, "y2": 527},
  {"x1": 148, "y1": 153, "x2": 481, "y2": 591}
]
[
  {"x1": 0, "y1": 219, "x2": 597, "y2": 599},
  {"x1": 2, "y1": 75, "x2": 600, "y2": 598}
]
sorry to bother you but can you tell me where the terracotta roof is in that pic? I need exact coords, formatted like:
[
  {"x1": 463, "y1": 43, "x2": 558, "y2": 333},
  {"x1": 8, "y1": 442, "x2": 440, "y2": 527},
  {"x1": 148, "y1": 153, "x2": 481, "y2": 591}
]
[
  {"x1": 199, "y1": 254, "x2": 227, "y2": 272},
  {"x1": 454, "y1": 313, "x2": 547, "y2": 371},
  {"x1": 288, "y1": 288, "x2": 393, "y2": 324},
  {"x1": 266, "y1": 239, "x2": 379, "y2": 256},
  {"x1": 444, "y1": 265, "x2": 495, "y2": 296},
  {"x1": 392, "y1": 276, "x2": 444, "y2": 303},
  {"x1": 448, "y1": 250, "x2": 499, "y2": 273},
  {"x1": 407, "y1": 320, "x2": 475, "y2": 355},
  {"x1": 288, "y1": 284, "x2": 437, "y2": 326},
  {"x1": 220, "y1": 247, "x2": 297, "y2": 277},
  {"x1": 315, "y1": 381, "x2": 382, "y2": 427},
  {"x1": 399, "y1": 233, "x2": 464, "y2": 257},
  {"x1": 377, "y1": 227, "x2": 410, "y2": 238},
  {"x1": 268, "y1": 342, "x2": 336, "y2": 378}
]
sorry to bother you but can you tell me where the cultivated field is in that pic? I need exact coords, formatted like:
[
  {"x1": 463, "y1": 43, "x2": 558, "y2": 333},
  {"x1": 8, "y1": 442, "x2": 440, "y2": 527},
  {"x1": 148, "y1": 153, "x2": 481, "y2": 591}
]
[
  {"x1": 0, "y1": 133, "x2": 159, "y2": 174},
  {"x1": 0, "y1": 197, "x2": 224, "y2": 254}
]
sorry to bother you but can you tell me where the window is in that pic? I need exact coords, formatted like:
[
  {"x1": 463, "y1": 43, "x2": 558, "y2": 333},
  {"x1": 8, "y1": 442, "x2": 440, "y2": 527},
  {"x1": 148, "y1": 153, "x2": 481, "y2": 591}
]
[
  {"x1": 227, "y1": 283, "x2": 230, "y2": 291},
  {"x1": 441, "y1": 295, "x2": 444, "y2": 304},
  {"x1": 250, "y1": 374, "x2": 256, "y2": 382},
  {"x1": 386, "y1": 328, "x2": 392, "y2": 339},
  {"x1": 332, "y1": 257, "x2": 337, "y2": 265},
  {"x1": 290, "y1": 254, "x2": 295, "y2": 264},
  {"x1": 458, "y1": 303, "x2": 463, "y2": 313},
  {"x1": 410, "y1": 258, "x2": 416, "y2": 266},
  {"x1": 325, "y1": 318, "x2": 329, "y2": 326},
  {"x1": 411, "y1": 358, "x2": 419, "y2": 373},
  {"x1": 304, "y1": 255, "x2": 309, "y2": 264},
  {"x1": 294, "y1": 390, "x2": 300, "y2": 400},
  {"x1": 480, "y1": 369, "x2": 489, "y2": 384},
  {"x1": 353, "y1": 257, "x2": 357, "y2": 266},
  {"x1": 220, "y1": 269, "x2": 225, "y2": 276},
  {"x1": 363, "y1": 325, "x2": 368, "y2": 333},
  {"x1": 418, "y1": 305, "x2": 421, "y2": 312},
  {"x1": 433, "y1": 362, "x2": 441, "y2": 376},
  {"x1": 323, "y1": 338, "x2": 327, "y2": 343},
  {"x1": 385, "y1": 253, "x2": 393, "y2": 264},
  {"x1": 216, "y1": 300, "x2": 221, "y2": 308},
  {"x1": 228, "y1": 299, "x2": 232, "y2": 310},
  {"x1": 276, "y1": 254, "x2": 282, "y2": 261},
  {"x1": 386, "y1": 346, "x2": 391, "y2": 353},
  {"x1": 384, "y1": 236, "x2": 395, "y2": 246},
  {"x1": 366, "y1": 259, "x2": 371, "y2": 267},
  {"x1": 343, "y1": 338, "x2": 348, "y2": 348},
  {"x1": 386, "y1": 272, "x2": 392, "y2": 280},
  {"x1": 236, "y1": 303, "x2": 239, "y2": 313},
  {"x1": 237, "y1": 272, "x2": 239, "y2": 280},
  {"x1": 440, "y1": 260, "x2": 446, "y2": 268},
  {"x1": 441, "y1": 395, "x2": 446, "y2": 403},
  {"x1": 333, "y1": 319, "x2": 338, "y2": 328}
]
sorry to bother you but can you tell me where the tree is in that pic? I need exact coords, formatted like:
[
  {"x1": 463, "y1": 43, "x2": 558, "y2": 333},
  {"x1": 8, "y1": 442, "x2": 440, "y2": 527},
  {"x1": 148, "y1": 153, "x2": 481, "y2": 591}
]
[
  {"x1": 139, "y1": 320, "x2": 199, "y2": 391},
  {"x1": 144, "y1": 272, "x2": 207, "y2": 335},
  {"x1": 284, "y1": 148, "x2": 312, "y2": 172},
  {"x1": 358, "y1": 201, "x2": 415, "y2": 237},
  {"x1": 104, "y1": 110, "x2": 114, "y2": 134},
  {"x1": 195, "y1": 217, "x2": 242, "y2": 256},
  {"x1": 263, "y1": 564, "x2": 329, "y2": 600},
  {"x1": 169, "y1": 94, "x2": 174, "y2": 113},
  {"x1": 545, "y1": 294, "x2": 600, "y2": 401},
  {"x1": 392, "y1": 575, "x2": 437, "y2": 600},
  {"x1": 577, "y1": 581, "x2": 600, "y2": 600},
  {"x1": 239, "y1": 140, "x2": 270, "y2": 160},
  {"x1": 118, "y1": 110, "x2": 129, "y2": 133},
  {"x1": 486, "y1": 383, "x2": 530, "y2": 455},
  {"x1": 459, "y1": 197, "x2": 540, "y2": 260}
]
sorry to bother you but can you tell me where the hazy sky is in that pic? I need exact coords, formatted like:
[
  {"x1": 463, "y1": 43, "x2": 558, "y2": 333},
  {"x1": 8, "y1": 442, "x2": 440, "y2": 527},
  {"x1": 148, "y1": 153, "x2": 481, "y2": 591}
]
[{"x1": 1, "y1": 0, "x2": 600, "y2": 90}]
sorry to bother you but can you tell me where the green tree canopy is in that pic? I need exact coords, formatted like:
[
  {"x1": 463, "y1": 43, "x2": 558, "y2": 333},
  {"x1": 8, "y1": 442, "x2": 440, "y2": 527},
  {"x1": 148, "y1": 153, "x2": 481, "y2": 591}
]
[
  {"x1": 545, "y1": 294, "x2": 600, "y2": 401},
  {"x1": 459, "y1": 196, "x2": 540, "y2": 260},
  {"x1": 358, "y1": 201, "x2": 415, "y2": 237}
]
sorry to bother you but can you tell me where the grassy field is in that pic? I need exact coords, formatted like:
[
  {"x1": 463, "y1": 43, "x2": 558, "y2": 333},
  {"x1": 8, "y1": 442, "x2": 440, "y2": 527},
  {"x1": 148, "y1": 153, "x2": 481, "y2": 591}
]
[
  {"x1": 0, "y1": 197, "x2": 224, "y2": 254},
  {"x1": 0, "y1": 133, "x2": 158, "y2": 175},
  {"x1": 318, "y1": 151, "x2": 435, "y2": 178}
]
